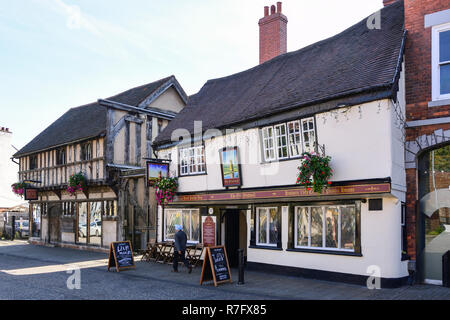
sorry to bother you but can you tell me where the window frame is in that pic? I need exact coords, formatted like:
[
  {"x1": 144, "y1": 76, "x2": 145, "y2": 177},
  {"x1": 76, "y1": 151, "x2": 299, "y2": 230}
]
[
  {"x1": 432, "y1": 22, "x2": 450, "y2": 101},
  {"x1": 56, "y1": 148, "x2": 66, "y2": 166},
  {"x1": 261, "y1": 117, "x2": 316, "y2": 163},
  {"x1": 80, "y1": 142, "x2": 92, "y2": 161},
  {"x1": 164, "y1": 208, "x2": 200, "y2": 243},
  {"x1": 256, "y1": 207, "x2": 279, "y2": 247},
  {"x1": 178, "y1": 145, "x2": 206, "y2": 176},
  {"x1": 293, "y1": 204, "x2": 358, "y2": 253},
  {"x1": 274, "y1": 123, "x2": 289, "y2": 160}
]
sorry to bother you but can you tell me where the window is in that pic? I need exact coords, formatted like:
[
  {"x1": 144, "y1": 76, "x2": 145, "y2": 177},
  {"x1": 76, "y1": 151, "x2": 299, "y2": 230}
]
[
  {"x1": 256, "y1": 207, "x2": 279, "y2": 247},
  {"x1": 179, "y1": 146, "x2": 206, "y2": 176},
  {"x1": 262, "y1": 127, "x2": 276, "y2": 161},
  {"x1": 294, "y1": 204, "x2": 356, "y2": 252},
  {"x1": 432, "y1": 24, "x2": 450, "y2": 100},
  {"x1": 80, "y1": 142, "x2": 92, "y2": 161},
  {"x1": 29, "y1": 155, "x2": 38, "y2": 170},
  {"x1": 301, "y1": 118, "x2": 316, "y2": 153},
  {"x1": 56, "y1": 148, "x2": 66, "y2": 165},
  {"x1": 288, "y1": 120, "x2": 302, "y2": 157},
  {"x1": 165, "y1": 209, "x2": 200, "y2": 242},
  {"x1": 261, "y1": 117, "x2": 316, "y2": 162},
  {"x1": 274, "y1": 124, "x2": 288, "y2": 159}
]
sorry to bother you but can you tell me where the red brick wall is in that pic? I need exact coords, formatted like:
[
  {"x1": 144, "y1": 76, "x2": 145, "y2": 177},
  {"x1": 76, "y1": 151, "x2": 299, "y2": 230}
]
[
  {"x1": 404, "y1": 0, "x2": 450, "y2": 261},
  {"x1": 259, "y1": 4, "x2": 288, "y2": 64}
]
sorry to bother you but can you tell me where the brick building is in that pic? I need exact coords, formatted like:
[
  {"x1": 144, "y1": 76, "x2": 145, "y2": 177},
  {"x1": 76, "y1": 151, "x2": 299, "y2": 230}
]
[{"x1": 400, "y1": 0, "x2": 450, "y2": 285}]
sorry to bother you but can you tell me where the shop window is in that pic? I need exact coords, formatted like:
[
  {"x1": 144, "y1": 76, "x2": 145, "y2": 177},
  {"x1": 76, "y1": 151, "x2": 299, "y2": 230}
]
[
  {"x1": 89, "y1": 202, "x2": 102, "y2": 246},
  {"x1": 78, "y1": 203, "x2": 88, "y2": 244},
  {"x1": 179, "y1": 146, "x2": 206, "y2": 176},
  {"x1": 256, "y1": 207, "x2": 280, "y2": 247},
  {"x1": 432, "y1": 23, "x2": 450, "y2": 101},
  {"x1": 261, "y1": 117, "x2": 316, "y2": 162},
  {"x1": 165, "y1": 209, "x2": 200, "y2": 242},
  {"x1": 31, "y1": 204, "x2": 41, "y2": 237},
  {"x1": 294, "y1": 204, "x2": 357, "y2": 252}
]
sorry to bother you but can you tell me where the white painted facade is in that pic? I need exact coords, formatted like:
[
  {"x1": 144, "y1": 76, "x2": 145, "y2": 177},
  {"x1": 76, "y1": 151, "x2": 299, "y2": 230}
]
[{"x1": 156, "y1": 68, "x2": 408, "y2": 281}]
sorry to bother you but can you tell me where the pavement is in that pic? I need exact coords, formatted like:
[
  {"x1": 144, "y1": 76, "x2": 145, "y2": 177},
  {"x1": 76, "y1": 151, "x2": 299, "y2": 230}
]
[{"x1": 0, "y1": 240, "x2": 450, "y2": 300}]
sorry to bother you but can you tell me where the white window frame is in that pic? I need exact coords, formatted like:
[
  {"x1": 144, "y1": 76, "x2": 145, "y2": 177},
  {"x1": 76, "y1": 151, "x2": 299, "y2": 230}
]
[
  {"x1": 262, "y1": 127, "x2": 276, "y2": 162},
  {"x1": 178, "y1": 146, "x2": 206, "y2": 176},
  {"x1": 287, "y1": 120, "x2": 302, "y2": 158},
  {"x1": 294, "y1": 205, "x2": 356, "y2": 253},
  {"x1": 261, "y1": 117, "x2": 316, "y2": 163},
  {"x1": 432, "y1": 22, "x2": 450, "y2": 101},
  {"x1": 164, "y1": 208, "x2": 200, "y2": 243},
  {"x1": 301, "y1": 118, "x2": 316, "y2": 153},
  {"x1": 274, "y1": 123, "x2": 289, "y2": 160},
  {"x1": 256, "y1": 207, "x2": 279, "y2": 247}
]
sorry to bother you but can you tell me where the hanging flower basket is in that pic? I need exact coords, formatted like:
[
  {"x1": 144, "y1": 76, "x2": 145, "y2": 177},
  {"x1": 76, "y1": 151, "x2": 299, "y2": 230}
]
[
  {"x1": 67, "y1": 172, "x2": 86, "y2": 196},
  {"x1": 11, "y1": 182, "x2": 28, "y2": 198},
  {"x1": 296, "y1": 152, "x2": 333, "y2": 194},
  {"x1": 155, "y1": 177, "x2": 178, "y2": 206}
]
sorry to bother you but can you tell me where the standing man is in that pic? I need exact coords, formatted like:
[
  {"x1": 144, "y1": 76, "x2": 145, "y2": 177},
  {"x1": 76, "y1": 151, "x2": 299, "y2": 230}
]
[{"x1": 172, "y1": 225, "x2": 192, "y2": 273}]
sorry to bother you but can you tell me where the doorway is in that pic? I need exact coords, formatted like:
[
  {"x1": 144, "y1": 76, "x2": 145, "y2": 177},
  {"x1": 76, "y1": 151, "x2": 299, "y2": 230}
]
[
  {"x1": 418, "y1": 144, "x2": 450, "y2": 285},
  {"x1": 223, "y1": 209, "x2": 247, "y2": 268}
]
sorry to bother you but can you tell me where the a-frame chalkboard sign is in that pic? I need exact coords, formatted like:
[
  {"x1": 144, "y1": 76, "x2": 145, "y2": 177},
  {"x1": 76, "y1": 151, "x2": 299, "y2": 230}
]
[
  {"x1": 200, "y1": 245, "x2": 232, "y2": 287},
  {"x1": 108, "y1": 241, "x2": 136, "y2": 272}
]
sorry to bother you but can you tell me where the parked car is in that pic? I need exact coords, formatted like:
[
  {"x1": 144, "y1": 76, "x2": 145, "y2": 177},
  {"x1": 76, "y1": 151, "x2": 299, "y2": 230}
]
[
  {"x1": 14, "y1": 220, "x2": 29, "y2": 237},
  {"x1": 78, "y1": 221, "x2": 101, "y2": 237}
]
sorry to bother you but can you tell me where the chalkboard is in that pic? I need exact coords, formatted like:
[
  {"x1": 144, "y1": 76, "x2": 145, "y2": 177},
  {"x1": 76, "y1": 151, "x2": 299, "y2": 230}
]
[
  {"x1": 108, "y1": 241, "x2": 136, "y2": 272},
  {"x1": 200, "y1": 246, "x2": 232, "y2": 287}
]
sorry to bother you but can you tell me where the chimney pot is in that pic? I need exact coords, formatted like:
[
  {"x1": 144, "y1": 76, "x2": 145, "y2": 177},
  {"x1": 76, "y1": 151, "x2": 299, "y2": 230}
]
[
  {"x1": 383, "y1": 0, "x2": 397, "y2": 6},
  {"x1": 259, "y1": 2, "x2": 288, "y2": 64},
  {"x1": 271, "y1": 5, "x2": 276, "y2": 15}
]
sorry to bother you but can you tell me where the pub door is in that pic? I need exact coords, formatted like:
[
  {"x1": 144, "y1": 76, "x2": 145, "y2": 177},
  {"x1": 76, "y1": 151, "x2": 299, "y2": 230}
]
[
  {"x1": 48, "y1": 204, "x2": 61, "y2": 244},
  {"x1": 224, "y1": 209, "x2": 240, "y2": 268}
]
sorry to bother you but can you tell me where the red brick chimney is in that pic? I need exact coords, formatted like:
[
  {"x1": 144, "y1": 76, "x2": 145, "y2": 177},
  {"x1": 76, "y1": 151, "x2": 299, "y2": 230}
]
[
  {"x1": 383, "y1": 0, "x2": 398, "y2": 6},
  {"x1": 259, "y1": 2, "x2": 288, "y2": 64}
]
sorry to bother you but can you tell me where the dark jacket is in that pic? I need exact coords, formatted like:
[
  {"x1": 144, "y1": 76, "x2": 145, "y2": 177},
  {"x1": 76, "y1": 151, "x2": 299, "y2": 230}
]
[{"x1": 174, "y1": 230, "x2": 188, "y2": 252}]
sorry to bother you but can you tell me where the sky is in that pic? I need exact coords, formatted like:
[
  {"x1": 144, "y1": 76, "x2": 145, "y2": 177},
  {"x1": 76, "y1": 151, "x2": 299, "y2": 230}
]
[{"x1": 0, "y1": 0, "x2": 383, "y2": 151}]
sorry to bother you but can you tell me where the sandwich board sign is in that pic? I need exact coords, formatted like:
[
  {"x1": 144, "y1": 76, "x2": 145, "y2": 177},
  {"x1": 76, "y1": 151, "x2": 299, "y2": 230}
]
[
  {"x1": 108, "y1": 241, "x2": 136, "y2": 272},
  {"x1": 200, "y1": 245, "x2": 232, "y2": 287}
]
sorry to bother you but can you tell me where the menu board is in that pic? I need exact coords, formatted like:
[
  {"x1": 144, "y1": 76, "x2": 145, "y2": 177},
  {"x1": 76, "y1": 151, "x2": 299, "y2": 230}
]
[
  {"x1": 200, "y1": 246, "x2": 232, "y2": 287},
  {"x1": 108, "y1": 241, "x2": 136, "y2": 272},
  {"x1": 202, "y1": 216, "x2": 216, "y2": 247}
]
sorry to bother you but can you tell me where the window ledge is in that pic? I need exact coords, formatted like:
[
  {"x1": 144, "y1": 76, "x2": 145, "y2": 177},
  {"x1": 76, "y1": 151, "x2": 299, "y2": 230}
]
[
  {"x1": 286, "y1": 248, "x2": 362, "y2": 257},
  {"x1": 249, "y1": 245, "x2": 283, "y2": 251},
  {"x1": 428, "y1": 99, "x2": 450, "y2": 108},
  {"x1": 178, "y1": 173, "x2": 208, "y2": 178}
]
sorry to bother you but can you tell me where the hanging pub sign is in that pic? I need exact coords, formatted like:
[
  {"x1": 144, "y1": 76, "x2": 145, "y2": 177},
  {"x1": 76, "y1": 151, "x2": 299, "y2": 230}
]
[
  {"x1": 24, "y1": 188, "x2": 39, "y2": 201},
  {"x1": 146, "y1": 160, "x2": 170, "y2": 187},
  {"x1": 220, "y1": 147, "x2": 242, "y2": 187},
  {"x1": 200, "y1": 246, "x2": 232, "y2": 287},
  {"x1": 107, "y1": 241, "x2": 136, "y2": 272}
]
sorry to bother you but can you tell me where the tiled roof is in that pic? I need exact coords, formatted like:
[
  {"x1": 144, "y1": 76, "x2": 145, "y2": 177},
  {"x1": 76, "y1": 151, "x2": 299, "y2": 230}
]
[{"x1": 155, "y1": 1, "x2": 405, "y2": 146}]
